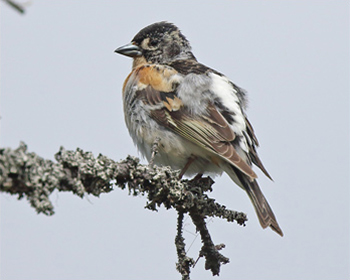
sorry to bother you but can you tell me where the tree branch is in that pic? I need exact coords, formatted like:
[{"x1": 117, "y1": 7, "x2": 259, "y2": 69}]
[
  {"x1": 175, "y1": 210, "x2": 194, "y2": 280},
  {"x1": 189, "y1": 207, "x2": 229, "y2": 276},
  {"x1": 2, "y1": 0, "x2": 26, "y2": 14},
  {"x1": 0, "y1": 142, "x2": 248, "y2": 278}
]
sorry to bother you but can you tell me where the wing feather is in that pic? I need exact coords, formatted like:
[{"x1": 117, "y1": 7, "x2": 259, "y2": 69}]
[{"x1": 132, "y1": 64, "x2": 258, "y2": 180}]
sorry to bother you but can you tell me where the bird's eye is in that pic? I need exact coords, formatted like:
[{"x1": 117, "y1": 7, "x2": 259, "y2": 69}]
[{"x1": 149, "y1": 39, "x2": 158, "y2": 47}]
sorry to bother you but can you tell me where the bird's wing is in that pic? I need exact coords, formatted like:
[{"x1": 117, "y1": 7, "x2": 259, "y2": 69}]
[
  {"x1": 244, "y1": 117, "x2": 273, "y2": 180},
  {"x1": 126, "y1": 63, "x2": 257, "y2": 180},
  {"x1": 169, "y1": 60, "x2": 272, "y2": 179}
]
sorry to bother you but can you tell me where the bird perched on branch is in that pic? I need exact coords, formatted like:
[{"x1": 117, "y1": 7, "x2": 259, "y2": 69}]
[{"x1": 115, "y1": 21, "x2": 283, "y2": 236}]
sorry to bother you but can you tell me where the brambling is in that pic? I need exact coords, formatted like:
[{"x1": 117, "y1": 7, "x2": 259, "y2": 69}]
[{"x1": 115, "y1": 22, "x2": 283, "y2": 236}]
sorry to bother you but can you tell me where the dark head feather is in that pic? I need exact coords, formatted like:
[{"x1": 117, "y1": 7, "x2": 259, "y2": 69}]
[{"x1": 131, "y1": 21, "x2": 195, "y2": 64}]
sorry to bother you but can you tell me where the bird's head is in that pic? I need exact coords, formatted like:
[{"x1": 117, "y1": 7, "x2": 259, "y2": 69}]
[{"x1": 115, "y1": 21, "x2": 195, "y2": 66}]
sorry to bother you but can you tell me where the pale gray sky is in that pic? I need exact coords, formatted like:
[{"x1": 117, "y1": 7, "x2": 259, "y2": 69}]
[{"x1": 1, "y1": 1, "x2": 349, "y2": 280}]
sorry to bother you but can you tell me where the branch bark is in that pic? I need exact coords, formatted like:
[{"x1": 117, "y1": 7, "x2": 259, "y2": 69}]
[{"x1": 0, "y1": 142, "x2": 248, "y2": 278}]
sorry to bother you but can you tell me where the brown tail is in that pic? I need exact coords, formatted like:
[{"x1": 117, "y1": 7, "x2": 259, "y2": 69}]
[
  {"x1": 226, "y1": 166, "x2": 283, "y2": 236},
  {"x1": 245, "y1": 179, "x2": 283, "y2": 236}
]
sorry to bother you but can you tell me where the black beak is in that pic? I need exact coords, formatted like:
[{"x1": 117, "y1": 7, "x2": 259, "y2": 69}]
[{"x1": 115, "y1": 43, "x2": 142, "y2": 58}]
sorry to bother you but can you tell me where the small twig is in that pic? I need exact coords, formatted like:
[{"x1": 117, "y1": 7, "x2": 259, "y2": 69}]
[
  {"x1": 193, "y1": 243, "x2": 226, "y2": 268},
  {"x1": 2, "y1": 0, "x2": 26, "y2": 14},
  {"x1": 189, "y1": 207, "x2": 229, "y2": 276},
  {"x1": 185, "y1": 231, "x2": 199, "y2": 254},
  {"x1": 175, "y1": 210, "x2": 194, "y2": 280},
  {"x1": 148, "y1": 137, "x2": 161, "y2": 167},
  {"x1": 192, "y1": 255, "x2": 201, "y2": 268}
]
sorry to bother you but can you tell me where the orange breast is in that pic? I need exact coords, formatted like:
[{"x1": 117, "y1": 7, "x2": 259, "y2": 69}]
[{"x1": 137, "y1": 65, "x2": 178, "y2": 92}]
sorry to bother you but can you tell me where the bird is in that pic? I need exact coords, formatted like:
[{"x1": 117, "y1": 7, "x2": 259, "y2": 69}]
[{"x1": 115, "y1": 21, "x2": 283, "y2": 236}]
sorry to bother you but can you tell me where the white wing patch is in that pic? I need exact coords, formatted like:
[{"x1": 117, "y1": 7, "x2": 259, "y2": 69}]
[{"x1": 209, "y1": 73, "x2": 249, "y2": 154}]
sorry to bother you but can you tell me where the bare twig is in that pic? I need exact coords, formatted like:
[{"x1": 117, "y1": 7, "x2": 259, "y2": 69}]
[
  {"x1": 2, "y1": 0, "x2": 26, "y2": 14},
  {"x1": 149, "y1": 137, "x2": 161, "y2": 167}
]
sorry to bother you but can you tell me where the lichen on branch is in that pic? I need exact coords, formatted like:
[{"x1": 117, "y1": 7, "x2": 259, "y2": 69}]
[{"x1": 0, "y1": 142, "x2": 248, "y2": 278}]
